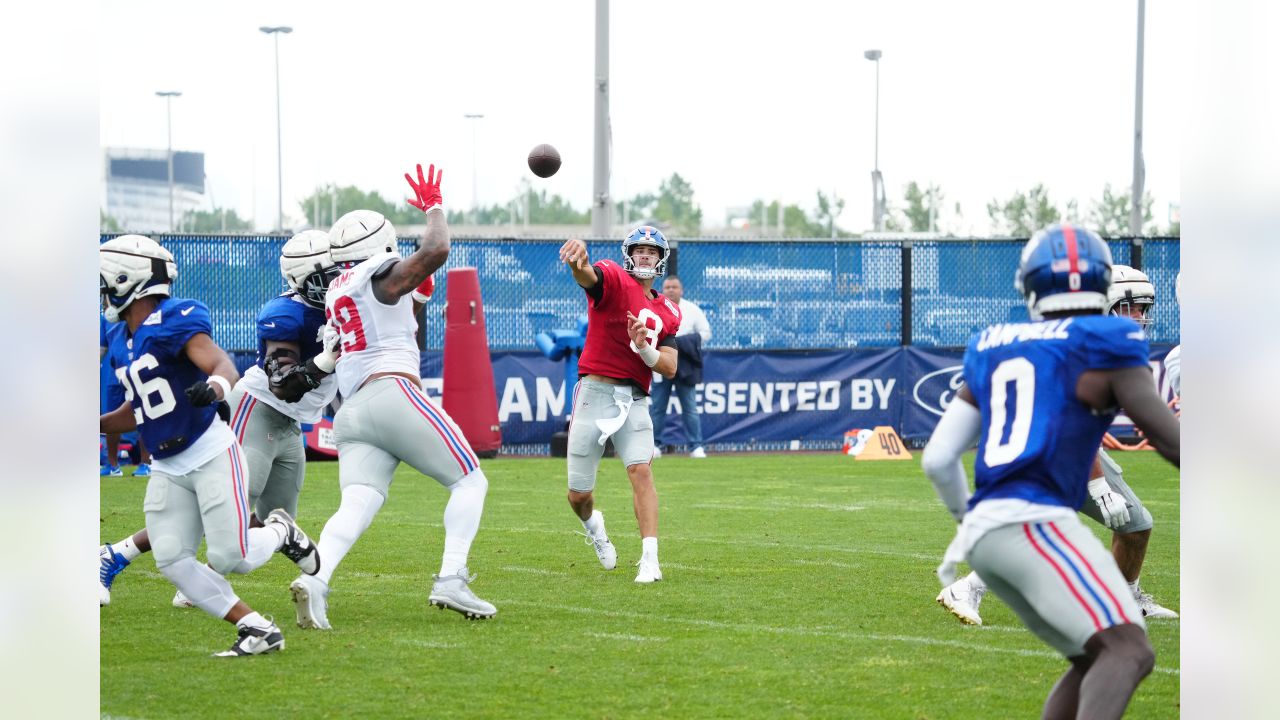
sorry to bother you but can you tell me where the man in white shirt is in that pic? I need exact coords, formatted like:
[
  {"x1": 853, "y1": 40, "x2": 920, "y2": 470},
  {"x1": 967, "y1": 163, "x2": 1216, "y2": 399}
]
[{"x1": 649, "y1": 275, "x2": 712, "y2": 458}]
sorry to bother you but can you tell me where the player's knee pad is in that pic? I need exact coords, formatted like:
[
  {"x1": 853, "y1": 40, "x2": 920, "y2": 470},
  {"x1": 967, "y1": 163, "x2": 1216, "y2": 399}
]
[
  {"x1": 205, "y1": 545, "x2": 246, "y2": 576},
  {"x1": 567, "y1": 464, "x2": 598, "y2": 494},
  {"x1": 1115, "y1": 505, "x2": 1154, "y2": 535},
  {"x1": 148, "y1": 531, "x2": 193, "y2": 570}
]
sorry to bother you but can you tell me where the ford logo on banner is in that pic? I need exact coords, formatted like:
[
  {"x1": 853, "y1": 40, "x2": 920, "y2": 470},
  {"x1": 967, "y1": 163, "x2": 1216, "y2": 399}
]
[{"x1": 912, "y1": 365, "x2": 964, "y2": 417}]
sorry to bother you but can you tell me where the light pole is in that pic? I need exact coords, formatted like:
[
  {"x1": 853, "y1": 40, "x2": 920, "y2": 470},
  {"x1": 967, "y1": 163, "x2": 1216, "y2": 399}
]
[
  {"x1": 260, "y1": 25, "x2": 292, "y2": 231},
  {"x1": 864, "y1": 49, "x2": 885, "y2": 232},
  {"x1": 155, "y1": 91, "x2": 182, "y2": 233},
  {"x1": 464, "y1": 113, "x2": 484, "y2": 225},
  {"x1": 1130, "y1": 0, "x2": 1146, "y2": 237}
]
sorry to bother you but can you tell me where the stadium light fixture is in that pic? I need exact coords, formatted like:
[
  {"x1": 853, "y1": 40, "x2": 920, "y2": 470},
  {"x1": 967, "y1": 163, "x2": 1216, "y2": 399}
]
[
  {"x1": 864, "y1": 49, "x2": 885, "y2": 232},
  {"x1": 260, "y1": 26, "x2": 293, "y2": 232},
  {"x1": 155, "y1": 91, "x2": 182, "y2": 233}
]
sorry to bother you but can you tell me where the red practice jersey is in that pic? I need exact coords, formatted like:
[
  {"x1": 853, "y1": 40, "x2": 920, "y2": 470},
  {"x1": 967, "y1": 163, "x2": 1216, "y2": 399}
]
[{"x1": 577, "y1": 259, "x2": 682, "y2": 393}]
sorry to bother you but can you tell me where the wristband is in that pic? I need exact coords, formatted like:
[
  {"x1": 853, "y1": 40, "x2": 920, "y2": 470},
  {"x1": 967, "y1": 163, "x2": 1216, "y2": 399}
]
[
  {"x1": 422, "y1": 204, "x2": 443, "y2": 216},
  {"x1": 637, "y1": 342, "x2": 661, "y2": 368},
  {"x1": 207, "y1": 374, "x2": 232, "y2": 400},
  {"x1": 312, "y1": 347, "x2": 338, "y2": 374},
  {"x1": 411, "y1": 275, "x2": 435, "y2": 303}
]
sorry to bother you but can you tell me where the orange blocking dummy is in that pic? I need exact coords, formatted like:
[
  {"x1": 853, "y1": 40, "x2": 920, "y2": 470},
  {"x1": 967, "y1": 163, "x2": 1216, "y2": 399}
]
[{"x1": 442, "y1": 267, "x2": 502, "y2": 457}]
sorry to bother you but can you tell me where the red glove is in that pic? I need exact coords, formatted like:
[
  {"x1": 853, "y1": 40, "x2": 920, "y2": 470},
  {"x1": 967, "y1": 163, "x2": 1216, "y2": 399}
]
[
  {"x1": 411, "y1": 275, "x2": 435, "y2": 303},
  {"x1": 405, "y1": 163, "x2": 443, "y2": 214}
]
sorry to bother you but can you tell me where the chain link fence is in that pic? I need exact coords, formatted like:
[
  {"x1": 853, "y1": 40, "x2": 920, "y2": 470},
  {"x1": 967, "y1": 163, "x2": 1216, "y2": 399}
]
[{"x1": 102, "y1": 234, "x2": 1180, "y2": 351}]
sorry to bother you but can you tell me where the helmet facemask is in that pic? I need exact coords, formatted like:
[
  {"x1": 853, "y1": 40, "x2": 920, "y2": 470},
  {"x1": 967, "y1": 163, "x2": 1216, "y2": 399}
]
[
  {"x1": 621, "y1": 226, "x2": 670, "y2": 280},
  {"x1": 281, "y1": 230, "x2": 338, "y2": 309}
]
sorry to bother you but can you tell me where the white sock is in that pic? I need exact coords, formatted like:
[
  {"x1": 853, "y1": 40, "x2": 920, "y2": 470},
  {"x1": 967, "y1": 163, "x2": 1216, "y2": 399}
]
[
  {"x1": 113, "y1": 535, "x2": 144, "y2": 562},
  {"x1": 1129, "y1": 578, "x2": 1141, "y2": 594},
  {"x1": 642, "y1": 536, "x2": 658, "y2": 561},
  {"x1": 157, "y1": 556, "x2": 239, "y2": 619},
  {"x1": 316, "y1": 484, "x2": 386, "y2": 586},
  {"x1": 236, "y1": 610, "x2": 270, "y2": 630},
  {"x1": 440, "y1": 469, "x2": 489, "y2": 577},
  {"x1": 226, "y1": 527, "x2": 281, "y2": 574},
  {"x1": 582, "y1": 509, "x2": 604, "y2": 536},
  {"x1": 965, "y1": 571, "x2": 987, "y2": 593}
]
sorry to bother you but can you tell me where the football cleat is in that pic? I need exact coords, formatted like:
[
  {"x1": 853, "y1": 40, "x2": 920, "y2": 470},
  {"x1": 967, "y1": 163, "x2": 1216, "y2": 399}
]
[
  {"x1": 579, "y1": 527, "x2": 618, "y2": 571},
  {"x1": 132, "y1": 464, "x2": 151, "y2": 477},
  {"x1": 651, "y1": 446, "x2": 663, "y2": 459},
  {"x1": 100, "y1": 465, "x2": 123, "y2": 477},
  {"x1": 936, "y1": 577, "x2": 985, "y2": 626},
  {"x1": 172, "y1": 590, "x2": 195, "y2": 609},
  {"x1": 99, "y1": 544, "x2": 130, "y2": 606},
  {"x1": 429, "y1": 569, "x2": 497, "y2": 620},
  {"x1": 690, "y1": 446, "x2": 707, "y2": 459},
  {"x1": 289, "y1": 574, "x2": 332, "y2": 630},
  {"x1": 213, "y1": 620, "x2": 285, "y2": 657},
  {"x1": 635, "y1": 557, "x2": 663, "y2": 584},
  {"x1": 1134, "y1": 587, "x2": 1179, "y2": 619},
  {"x1": 265, "y1": 508, "x2": 320, "y2": 576}
]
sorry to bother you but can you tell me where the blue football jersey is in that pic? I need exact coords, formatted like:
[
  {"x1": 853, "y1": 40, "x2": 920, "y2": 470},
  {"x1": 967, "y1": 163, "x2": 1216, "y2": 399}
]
[
  {"x1": 254, "y1": 292, "x2": 327, "y2": 368},
  {"x1": 114, "y1": 297, "x2": 220, "y2": 459},
  {"x1": 965, "y1": 314, "x2": 1150, "y2": 512}
]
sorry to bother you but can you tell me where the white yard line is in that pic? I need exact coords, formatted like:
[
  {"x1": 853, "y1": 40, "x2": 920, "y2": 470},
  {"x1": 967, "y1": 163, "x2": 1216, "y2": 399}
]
[{"x1": 503, "y1": 600, "x2": 1180, "y2": 677}]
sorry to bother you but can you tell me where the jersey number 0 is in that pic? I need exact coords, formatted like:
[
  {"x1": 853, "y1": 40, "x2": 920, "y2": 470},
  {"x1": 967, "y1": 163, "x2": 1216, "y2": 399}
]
[{"x1": 983, "y1": 357, "x2": 1035, "y2": 467}]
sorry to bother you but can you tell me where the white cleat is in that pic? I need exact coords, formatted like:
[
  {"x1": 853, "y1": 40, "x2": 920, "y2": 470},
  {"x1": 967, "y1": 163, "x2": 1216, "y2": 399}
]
[
  {"x1": 651, "y1": 446, "x2": 662, "y2": 460},
  {"x1": 937, "y1": 578, "x2": 984, "y2": 626},
  {"x1": 635, "y1": 557, "x2": 663, "y2": 584},
  {"x1": 289, "y1": 574, "x2": 332, "y2": 630},
  {"x1": 429, "y1": 569, "x2": 497, "y2": 620},
  {"x1": 172, "y1": 590, "x2": 195, "y2": 609},
  {"x1": 1134, "y1": 587, "x2": 1179, "y2": 619},
  {"x1": 580, "y1": 512, "x2": 618, "y2": 570},
  {"x1": 690, "y1": 446, "x2": 707, "y2": 459}
]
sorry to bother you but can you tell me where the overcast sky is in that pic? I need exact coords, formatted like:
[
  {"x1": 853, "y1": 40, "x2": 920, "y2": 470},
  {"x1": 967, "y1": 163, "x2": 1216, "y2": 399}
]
[{"x1": 99, "y1": 0, "x2": 1184, "y2": 234}]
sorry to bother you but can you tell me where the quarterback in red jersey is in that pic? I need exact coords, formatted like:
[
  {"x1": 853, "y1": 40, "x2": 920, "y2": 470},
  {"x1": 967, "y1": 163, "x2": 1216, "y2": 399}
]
[{"x1": 558, "y1": 226, "x2": 681, "y2": 583}]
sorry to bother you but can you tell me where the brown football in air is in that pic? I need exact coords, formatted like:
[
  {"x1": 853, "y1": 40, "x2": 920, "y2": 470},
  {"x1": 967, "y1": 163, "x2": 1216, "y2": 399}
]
[{"x1": 528, "y1": 144, "x2": 561, "y2": 178}]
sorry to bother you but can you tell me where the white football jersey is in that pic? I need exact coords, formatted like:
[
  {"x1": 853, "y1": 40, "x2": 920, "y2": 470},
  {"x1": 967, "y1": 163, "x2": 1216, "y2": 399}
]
[
  {"x1": 237, "y1": 365, "x2": 339, "y2": 424},
  {"x1": 325, "y1": 251, "x2": 422, "y2": 398}
]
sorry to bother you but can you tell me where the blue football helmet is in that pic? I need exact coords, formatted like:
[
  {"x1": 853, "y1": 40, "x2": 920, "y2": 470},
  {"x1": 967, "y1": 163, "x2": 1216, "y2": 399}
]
[
  {"x1": 621, "y1": 225, "x2": 669, "y2": 280},
  {"x1": 1015, "y1": 224, "x2": 1113, "y2": 320}
]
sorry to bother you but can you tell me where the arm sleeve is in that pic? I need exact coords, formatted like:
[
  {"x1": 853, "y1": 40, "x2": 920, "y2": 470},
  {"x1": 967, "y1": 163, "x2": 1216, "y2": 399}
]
[
  {"x1": 584, "y1": 265, "x2": 605, "y2": 302},
  {"x1": 922, "y1": 398, "x2": 982, "y2": 522}
]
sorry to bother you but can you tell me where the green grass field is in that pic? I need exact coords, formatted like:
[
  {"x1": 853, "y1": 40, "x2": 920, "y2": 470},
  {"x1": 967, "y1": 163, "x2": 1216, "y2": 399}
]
[{"x1": 100, "y1": 451, "x2": 1180, "y2": 719}]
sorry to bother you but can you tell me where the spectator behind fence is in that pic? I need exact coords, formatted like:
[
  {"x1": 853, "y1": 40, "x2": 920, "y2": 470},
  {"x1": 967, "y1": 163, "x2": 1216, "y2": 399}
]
[{"x1": 650, "y1": 275, "x2": 711, "y2": 459}]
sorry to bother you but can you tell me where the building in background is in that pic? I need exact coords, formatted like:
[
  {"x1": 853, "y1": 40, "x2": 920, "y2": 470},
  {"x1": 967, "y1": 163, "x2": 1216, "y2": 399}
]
[{"x1": 103, "y1": 147, "x2": 205, "y2": 232}]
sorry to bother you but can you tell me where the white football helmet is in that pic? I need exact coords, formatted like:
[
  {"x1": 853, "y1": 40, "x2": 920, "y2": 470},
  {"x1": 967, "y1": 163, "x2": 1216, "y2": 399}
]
[
  {"x1": 328, "y1": 209, "x2": 398, "y2": 266},
  {"x1": 1106, "y1": 264, "x2": 1156, "y2": 329},
  {"x1": 1175, "y1": 271, "x2": 1182, "y2": 306},
  {"x1": 281, "y1": 230, "x2": 340, "y2": 309},
  {"x1": 100, "y1": 235, "x2": 177, "y2": 322}
]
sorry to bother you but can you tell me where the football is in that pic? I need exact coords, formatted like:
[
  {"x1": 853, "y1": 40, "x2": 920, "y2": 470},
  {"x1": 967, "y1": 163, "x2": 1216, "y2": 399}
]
[{"x1": 527, "y1": 144, "x2": 561, "y2": 178}]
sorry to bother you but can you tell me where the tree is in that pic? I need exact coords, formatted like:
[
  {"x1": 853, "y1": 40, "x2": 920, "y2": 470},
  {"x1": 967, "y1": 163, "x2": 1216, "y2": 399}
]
[
  {"x1": 297, "y1": 185, "x2": 422, "y2": 228},
  {"x1": 1088, "y1": 183, "x2": 1154, "y2": 236},
  {"x1": 813, "y1": 190, "x2": 846, "y2": 238},
  {"x1": 101, "y1": 210, "x2": 122, "y2": 233},
  {"x1": 986, "y1": 183, "x2": 1061, "y2": 236},
  {"x1": 900, "y1": 181, "x2": 945, "y2": 232},
  {"x1": 181, "y1": 207, "x2": 254, "y2": 233},
  {"x1": 651, "y1": 173, "x2": 703, "y2": 235}
]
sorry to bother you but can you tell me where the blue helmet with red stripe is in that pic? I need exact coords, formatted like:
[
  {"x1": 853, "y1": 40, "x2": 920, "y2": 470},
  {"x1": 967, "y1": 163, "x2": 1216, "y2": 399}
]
[{"x1": 1015, "y1": 224, "x2": 1113, "y2": 320}]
